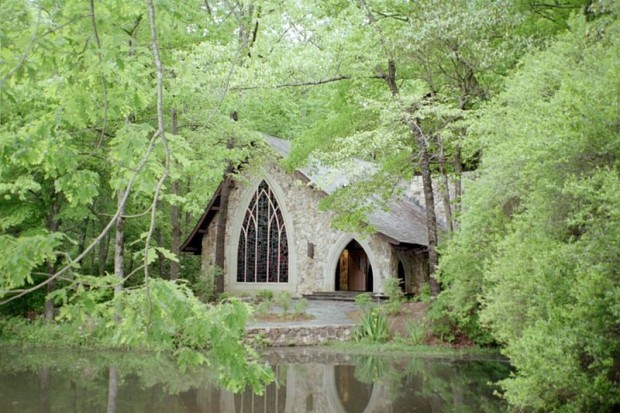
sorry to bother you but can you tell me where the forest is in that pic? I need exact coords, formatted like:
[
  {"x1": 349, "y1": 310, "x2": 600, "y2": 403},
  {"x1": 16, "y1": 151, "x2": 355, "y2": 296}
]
[{"x1": 1, "y1": 0, "x2": 618, "y2": 411}]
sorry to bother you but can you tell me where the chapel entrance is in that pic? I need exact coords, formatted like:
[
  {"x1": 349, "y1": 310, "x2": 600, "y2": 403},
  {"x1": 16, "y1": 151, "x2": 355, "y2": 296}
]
[{"x1": 335, "y1": 240, "x2": 373, "y2": 292}]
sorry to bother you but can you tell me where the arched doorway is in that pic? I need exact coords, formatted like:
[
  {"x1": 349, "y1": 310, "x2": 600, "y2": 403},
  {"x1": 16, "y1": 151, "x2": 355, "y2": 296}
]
[
  {"x1": 397, "y1": 261, "x2": 406, "y2": 293},
  {"x1": 335, "y1": 240, "x2": 373, "y2": 292}
]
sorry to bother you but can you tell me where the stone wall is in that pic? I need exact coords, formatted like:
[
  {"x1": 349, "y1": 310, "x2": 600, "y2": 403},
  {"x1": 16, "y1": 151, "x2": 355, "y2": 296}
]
[
  {"x1": 246, "y1": 325, "x2": 354, "y2": 347},
  {"x1": 199, "y1": 219, "x2": 218, "y2": 274},
  {"x1": 393, "y1": 247, "x2": 429, "y2": 295},
  {"x1": 202, "y1": 159, "x2": 396, "y2": 296}
]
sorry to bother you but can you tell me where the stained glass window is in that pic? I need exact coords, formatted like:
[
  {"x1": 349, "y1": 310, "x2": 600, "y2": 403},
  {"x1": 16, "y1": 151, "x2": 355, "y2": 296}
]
[{"x1": 237, "y1": 180, "x2": 289, "y2": 283}]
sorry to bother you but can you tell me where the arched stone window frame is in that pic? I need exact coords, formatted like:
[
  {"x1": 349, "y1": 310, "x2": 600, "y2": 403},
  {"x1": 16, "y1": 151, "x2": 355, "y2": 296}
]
[
  {"x1": 228, "y1": 172, "x2": 297, "y2": 293},
  {"x1": 323, "y1": 234, "x2": 383, "y2": 293}
]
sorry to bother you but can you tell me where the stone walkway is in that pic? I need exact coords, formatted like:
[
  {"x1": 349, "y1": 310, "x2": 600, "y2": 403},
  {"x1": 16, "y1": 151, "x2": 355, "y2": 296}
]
[
  {"x1": 247, "y1": 299, "x2": 358, "y2": 328},
  {"x1": 246, "y1": 299, "x2": 359, "y2": 346}
]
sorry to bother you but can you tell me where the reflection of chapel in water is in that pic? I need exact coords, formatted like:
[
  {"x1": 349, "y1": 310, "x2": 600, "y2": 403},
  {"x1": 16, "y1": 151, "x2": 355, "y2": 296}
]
[
  {"x1": 228, "y1": 364, "x2": 388, "y2": 413},
  {"x1": 206, "y1": 362, "x2": 454, "y2": 413}
]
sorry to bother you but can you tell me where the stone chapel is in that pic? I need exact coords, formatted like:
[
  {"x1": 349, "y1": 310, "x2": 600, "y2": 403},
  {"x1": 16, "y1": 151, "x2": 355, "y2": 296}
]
[{"x1": 181, "y1": 136, "x2": 432, "y2": 297}]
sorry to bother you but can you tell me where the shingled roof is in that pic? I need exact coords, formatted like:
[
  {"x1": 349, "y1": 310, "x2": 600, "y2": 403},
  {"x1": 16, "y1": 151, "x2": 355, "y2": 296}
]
[{"x1": 181, "y1": 136, "x2": 430, "y2": 254}]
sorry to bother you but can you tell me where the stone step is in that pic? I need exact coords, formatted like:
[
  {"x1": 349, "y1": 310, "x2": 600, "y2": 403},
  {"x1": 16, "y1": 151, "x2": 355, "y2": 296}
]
[{"x1": 303, "y1": 291, "x2": 386, "y2": 302}]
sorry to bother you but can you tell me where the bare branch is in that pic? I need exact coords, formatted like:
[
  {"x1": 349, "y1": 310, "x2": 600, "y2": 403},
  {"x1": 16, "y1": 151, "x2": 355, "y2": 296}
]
[
  {"x1": 232, "y1": 75, "x2": 353, "y2": 91},
  {"x1": 145, "y1": 0, "x2": 171, "y2": 331}
]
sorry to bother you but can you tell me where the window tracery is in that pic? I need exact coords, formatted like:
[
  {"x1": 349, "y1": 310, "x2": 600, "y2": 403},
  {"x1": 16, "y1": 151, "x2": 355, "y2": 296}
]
[{"x1": 237, "y1": 180, "x2": 289, "y2": 283}]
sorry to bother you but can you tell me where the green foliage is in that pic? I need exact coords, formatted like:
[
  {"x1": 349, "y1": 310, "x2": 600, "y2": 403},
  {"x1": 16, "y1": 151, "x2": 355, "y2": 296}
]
[
  {"x1": 255, "y1": 289, "x2": 274, "y2": 303},
  {"x1": 2, "y1": 279, "x2": 274, "y2": 392},
  {"x1": 354, "y1": 292, "x2": 374, "y2": 312},
  {"x1": 406, "y1": 320, "x2": 427, "y2": 346},
  {"x1": 382, "y1": 277, "x2": 405, "y2": 315},
  {"x1": 291, "y1": 298, "x2": 308, "y2": 318},
  {"x1": 415, "y1": 283, "x2": 432, "y2": 304},
  {"x1": 0, "y1": 233, "x2": 62, "y2": 293},
  {"x1": 354, "y1": 307, "x2": 389, "y2": 344},
  {"x1": 354, "y1": 290, "x2": 387, "y2": 343},
  {"x1": 274, "y1": 291, "x2": 292, "y2": 315},
  {"x1": 191, "y1": 265, "x2": 221, "y2": 303},
  {"x1": 439, "y1": 10, "x2": 620, "y2": 411}
]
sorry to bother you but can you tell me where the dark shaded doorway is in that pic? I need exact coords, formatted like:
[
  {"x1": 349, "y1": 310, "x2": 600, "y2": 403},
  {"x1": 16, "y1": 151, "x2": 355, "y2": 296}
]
[
  {"x1": 397, "y1": 261, "x2": 406, "y2": 292},
  {"x1": 335, "y1": 240, "x2": 373, "y2": 292}
]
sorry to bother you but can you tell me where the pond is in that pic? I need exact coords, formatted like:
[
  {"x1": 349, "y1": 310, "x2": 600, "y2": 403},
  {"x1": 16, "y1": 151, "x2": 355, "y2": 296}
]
[{"x1": 0, "y1": 347, "x2": 509, "y2": 413}]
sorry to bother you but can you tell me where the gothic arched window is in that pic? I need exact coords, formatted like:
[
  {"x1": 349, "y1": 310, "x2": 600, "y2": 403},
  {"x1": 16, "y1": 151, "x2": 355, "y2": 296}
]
[{"x1": 237, "y1": 180, "x2": 289, "y2": 283}]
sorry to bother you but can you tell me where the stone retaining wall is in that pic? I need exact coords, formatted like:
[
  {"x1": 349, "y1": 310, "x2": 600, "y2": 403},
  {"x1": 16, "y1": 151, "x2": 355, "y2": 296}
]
[{"x1": 246, "y1": 325, "x2": 354, "y2": 347}]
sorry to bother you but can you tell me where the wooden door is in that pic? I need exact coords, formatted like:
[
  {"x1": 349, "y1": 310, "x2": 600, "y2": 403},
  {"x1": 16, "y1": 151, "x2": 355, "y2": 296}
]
[{"x1": 348, "y1": 248, "x2": 367, "y2": 291}]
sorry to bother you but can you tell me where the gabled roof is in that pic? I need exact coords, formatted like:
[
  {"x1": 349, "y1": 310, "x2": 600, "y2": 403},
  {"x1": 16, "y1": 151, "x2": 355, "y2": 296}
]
[
  {"x1": 181, "y1": 136, "x2": 430, "y2": 254},
  {"x1": 181, "y1": 180, "x2": 225, "y2": 254}
]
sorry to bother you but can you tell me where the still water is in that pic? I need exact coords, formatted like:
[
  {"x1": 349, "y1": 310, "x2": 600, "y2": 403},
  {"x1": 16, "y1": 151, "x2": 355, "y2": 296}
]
[{"x1": 0, "y1": 347, "x2": 508, "y2": 413}]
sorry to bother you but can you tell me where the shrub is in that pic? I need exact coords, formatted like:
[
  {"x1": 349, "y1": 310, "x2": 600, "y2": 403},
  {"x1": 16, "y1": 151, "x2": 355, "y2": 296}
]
[
  {"x1": 292, "y1": 298, "x2": 308, "y2": 318},
  {"x1": 255, "y1": 289, "x2": 274, "y2": 303},
  {"x1": 383, "y1": 277, "x2": 405, "y2": 315},
  {"x1": 274, "y1": 291, "x2": 292, "y2": 314}
]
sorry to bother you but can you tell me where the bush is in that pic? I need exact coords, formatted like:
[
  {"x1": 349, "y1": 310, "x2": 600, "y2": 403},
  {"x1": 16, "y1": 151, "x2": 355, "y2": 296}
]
[
  {"x1": 292, "y1": 298, "x2": 308, "y2": 318},
  {"x1": 439, "y1": 14, "x2": 620, "y2": 411},
  {"x1": 255, "y1": 289, "x2": 274, "y2": 303},
  {"x1": 383, "y1": 277, "x2": 405, "y2": 315},
  {"x1": 274, "y1": 291, "x2": 292, "y2": 314}
]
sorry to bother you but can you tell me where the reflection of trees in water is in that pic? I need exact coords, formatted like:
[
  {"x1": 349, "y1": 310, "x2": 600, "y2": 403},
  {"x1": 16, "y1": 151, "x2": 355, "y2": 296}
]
[
  {"x1": 0, "y1": 349, "x2": 224, "y2": 413},
  {"x1": 351, "y1": 354, "x2": 510, "y2": 413},
  {"x1": 38, "y1": 366, "x2": 50, "y2": 413},
  {"x1": 107, "y1": 366, "x2": 118, "y2": 413},
  {"x1": 0, "y1": 348, "x2": 509, "y2": 413},
  {"x1": 234, "y1": 365, "x2": 287, "y2": 413},
  {"x1": 402, "y1": 358, "x2": 510, "y2": 413}
]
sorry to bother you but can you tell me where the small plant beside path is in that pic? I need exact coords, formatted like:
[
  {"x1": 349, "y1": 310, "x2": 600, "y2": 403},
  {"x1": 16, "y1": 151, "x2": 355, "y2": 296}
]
[{"x1": 251, "y1": 291, "x2": 313, "y2": 322}]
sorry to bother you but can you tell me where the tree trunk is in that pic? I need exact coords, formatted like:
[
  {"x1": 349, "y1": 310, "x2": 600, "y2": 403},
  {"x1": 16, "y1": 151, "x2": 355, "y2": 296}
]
[
  {"x1": 113, "y1": 190, "x2": 125, "y2": 323},
  {"x1": 381, "y1": 57, "x2": 441, "y2": 297},
  {"x1": 44, "y1": 193, "x2": 59, "y2": 322},
  {"x1": 156, "y1": 228, "x2": 165, "y2": 276},
  {"x1": 169, "y1": 108, "x2": 180, "y2": 281},
  {"x1": 77, "y1": 218, "x2": 90, "y2": 256},
  {"x1": 214, "y1": 175, "x2": 231, "y2": 294},
  {"x1": 438, "y1": 138, "x2": 454, "y2": 232},
  {"x1": 44, "y1": 262, "x2": 56, "y2": 322},
  {"x1": 98, "y1": 231, "x2": 110, "y2": 276},
  {"x1": 452, "y1": 146, "x2": 463, "y2": 230},
  {"x1": 214, "y1": 127, "x2": 237, "y2": 295},
  {"x1": 406, "y1": 121, "x2": 441, "y2": 297},
  {"x1": 418, "y1": 141, "x2": 441, "y2": 296}
]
